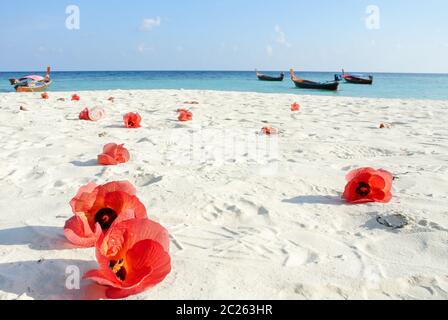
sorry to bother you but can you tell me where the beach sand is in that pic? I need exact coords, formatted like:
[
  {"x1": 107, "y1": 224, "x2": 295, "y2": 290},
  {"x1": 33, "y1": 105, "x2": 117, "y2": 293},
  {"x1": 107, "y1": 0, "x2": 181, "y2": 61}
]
[{"x1": 0, "y1": 89, "x2": 447, "y2": 300}]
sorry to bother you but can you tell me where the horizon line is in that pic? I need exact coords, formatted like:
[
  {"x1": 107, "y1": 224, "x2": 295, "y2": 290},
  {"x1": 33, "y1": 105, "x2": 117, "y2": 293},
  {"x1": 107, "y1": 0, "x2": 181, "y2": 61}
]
[{"x1": 1, "y1": 69, "x2": 448, "y2": 75}]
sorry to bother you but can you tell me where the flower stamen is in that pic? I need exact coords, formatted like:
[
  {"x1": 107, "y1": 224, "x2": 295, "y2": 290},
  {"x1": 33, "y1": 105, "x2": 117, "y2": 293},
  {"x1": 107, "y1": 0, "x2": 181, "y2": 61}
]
[
  {"x1": 356, "y1": 182, "x2": 371, "y2": 197},
  {"x1": 109, "y1": 258, "x2": 127, "y2": 281},
  {"x1": 95, "y1": 208, "x2": 118, "y2": 230}
]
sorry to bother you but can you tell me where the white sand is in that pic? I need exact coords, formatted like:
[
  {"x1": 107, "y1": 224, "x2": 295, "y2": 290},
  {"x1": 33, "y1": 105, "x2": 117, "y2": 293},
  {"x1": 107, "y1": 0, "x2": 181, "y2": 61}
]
[{"x1": 0, "y1": 89, "x2": 447, "y2": 300}]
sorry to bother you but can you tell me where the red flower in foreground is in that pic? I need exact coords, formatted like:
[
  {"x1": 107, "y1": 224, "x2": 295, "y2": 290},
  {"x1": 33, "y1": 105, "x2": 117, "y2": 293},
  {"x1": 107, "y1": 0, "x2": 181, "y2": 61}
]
[
  {"x1": 72, "y1": 94, "x2": 80, "y2": 101},
  {"x1": 84, "y1": 219, "x2": 171, "y2": 299},
  {"x1": 291, "y1": 102, "x2": 300, "y2": 112},
  {"x1": 177, "y1": 109, "x2": 193, "y2": 122},
  {"x1": 123, "y1": 112, "x2": 142, "y2": 128},
  {"x1": 41, "y1": 92, "x2": 49, "y2": 99},
  {"x1": 342, "y1": 167, "x2": 393, "y2": 204},
  {"x1": 98, "y1": 143, "x2": 130, "y2": 166},
  {"x1": 64, "y1": 181, "x2": 147, "y2": 247},
  {"x1": 79, "y1": 108, "x2": 90, "y2": 120},
  {"x1": 261, "y1": 127, "x2": 278, "y2": 135}
]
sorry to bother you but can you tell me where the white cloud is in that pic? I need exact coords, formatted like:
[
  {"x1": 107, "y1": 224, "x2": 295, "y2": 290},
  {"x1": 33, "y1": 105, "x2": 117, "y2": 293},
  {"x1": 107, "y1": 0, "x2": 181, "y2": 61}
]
[
  {"x1": 140, "y1": 17, "x2": 161, "y2": 31},
  {"x1": 274, "y1": 25, "x2": 291, "y2": 47},
  {"x1": 266, "y1": 45, "x2": 273, "y2": 57}
]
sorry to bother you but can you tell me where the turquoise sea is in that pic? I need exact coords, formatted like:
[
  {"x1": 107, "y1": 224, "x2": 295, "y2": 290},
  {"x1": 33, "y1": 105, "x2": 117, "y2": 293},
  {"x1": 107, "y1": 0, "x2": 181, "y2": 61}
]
[{"x1": 1, "y1": 71, "x2": 447, "y2": 100}]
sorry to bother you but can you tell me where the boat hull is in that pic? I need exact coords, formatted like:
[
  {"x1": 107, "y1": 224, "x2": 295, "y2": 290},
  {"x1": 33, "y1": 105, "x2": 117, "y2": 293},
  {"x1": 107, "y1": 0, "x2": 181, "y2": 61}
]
[
  {"x1": 343, "y1": 75, "x2": 373, "y2": 85},
  {"x1": 292, "y1": 80, "x2": 339, "y2": 91},
  {"x1": 15, "y1": 81, "x2": 52, "y2": 92},
  {"x1": 257, "y1": 74, "x2": 284, "y2": 82}
]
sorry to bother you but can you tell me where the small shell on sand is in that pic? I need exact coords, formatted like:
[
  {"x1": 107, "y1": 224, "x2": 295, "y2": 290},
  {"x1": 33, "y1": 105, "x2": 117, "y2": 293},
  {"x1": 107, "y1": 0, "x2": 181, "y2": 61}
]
[
  {"x1": 19, "y1": 106, "x2": 29, "y2": 111},
  {"x1": 88, "y1": 107, "x2": 106, "y2": 121}
]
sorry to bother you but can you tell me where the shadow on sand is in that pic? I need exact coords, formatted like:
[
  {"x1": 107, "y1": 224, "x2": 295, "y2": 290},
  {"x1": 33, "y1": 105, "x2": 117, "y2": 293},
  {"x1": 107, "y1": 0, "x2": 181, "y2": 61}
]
[
  {"x1": 0, "y1": 259, "x2": 106, "y2": 300},
  {"x1": 70, "y1": 159, "x2": 98, "y2": 167},
  {"x1": 0, "y1": 226, "x2": 77, "y2": 251},
  {"x1": 0, "y1": 226, "x2": 108, "y2": 299},
  {"x1": 282, "y1": 195, "x2": 344, "y2": 205}
]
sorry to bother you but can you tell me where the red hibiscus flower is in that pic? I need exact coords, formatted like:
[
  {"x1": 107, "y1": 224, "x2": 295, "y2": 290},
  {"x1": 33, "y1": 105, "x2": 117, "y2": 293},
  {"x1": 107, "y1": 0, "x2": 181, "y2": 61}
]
[
  {"x1": 98, "y1": 143, "x2": 130, "y2": 166},
  {"x1": 342, "y1": 167, "x2": 393, "y2": 204},
  {"x1": 291, "y1": 102, "x2": 300, "y2": 111},
  {"x1": 177, "y1": 109, "x2": 193, "y2": 122},
  {"x1": 261, "y1": 127, "x2": 278, "y2": 135},
  {"x1": 64, "y1": 181, "x2": 147, "y2": 247},
  {"x1": 79, "y1": 108, "x2": 90, "y2": 120},
  {"x1": 123, "y1": 112, "x2": 142, "y2": 128},
  {"x1": 84, "y1": 219, "x2": 171, "y2": 299},
  {"x1": 41, "y1": 92, "x2": 49, "y2": 100},
  {"x1": 72, "y1": 94, "x2": 80, "y2": 101}
]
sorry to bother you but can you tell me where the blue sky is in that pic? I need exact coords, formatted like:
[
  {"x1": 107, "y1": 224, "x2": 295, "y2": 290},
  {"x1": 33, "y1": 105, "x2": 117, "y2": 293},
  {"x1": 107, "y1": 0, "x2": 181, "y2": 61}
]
[{"x1": 0, "y1": 0, "x2": 447, "y2": 72}]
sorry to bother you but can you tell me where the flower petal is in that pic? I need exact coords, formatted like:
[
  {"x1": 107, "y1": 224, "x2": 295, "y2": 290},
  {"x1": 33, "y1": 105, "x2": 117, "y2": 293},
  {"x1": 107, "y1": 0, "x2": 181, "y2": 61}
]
[
  {"x1": 100, "y1": 219, "x2": 168, "y2": 260},
  {"x1": 126, "y1": 239, "x2": 171, "y2": 285},
  {"x1": 64, "y1": 215, "x2": 96, "y2": 247},
  {"x1": 101, "y1": 181, "x2": 137, "y2": 195},
  {"x1": 101, "y1": 192, "x2": 147, "y2": 220},
  {"x1": 342, "y1": 180, "x2": 361, "y2": 203},
  {"x1": 123, "y1": 219, "x2": 170, "y2": 253},
  {"x1": 83, "y1": 269, "x2": 121, "y2": 287},
  {"x1": 69, "y1": 182, "x2": 99, "y2": 214},
  {"x1": 103, "y1": 240, "x2": 171, "y2": 298},
  {"x1": 381, "y1": 191, "x2": 393, "y2": 203},
  {"x1": 371, "y1": 189, "x2": 393, "y2": 203},
  {"x1": 116, "y1": 145, "x2": 130, "y2": 163},
  {"x1": 103, "y1": 143, "x2": 118, "y2": 155},
  {"x1": 377, "y1": 169, "x2": 393, "y2": 191},
  {"x1": 345, "y1": 167, "x2": 376, "y2": 182},
  {"x1": 369, "y1": 175, "x2": 386, "y2": 190},
  {"x1": 79, "y1": 108, "x2": 90, "y2": 120},
  {"x1": 98, "y1": 154, "x2": 118, "y2": 166}
]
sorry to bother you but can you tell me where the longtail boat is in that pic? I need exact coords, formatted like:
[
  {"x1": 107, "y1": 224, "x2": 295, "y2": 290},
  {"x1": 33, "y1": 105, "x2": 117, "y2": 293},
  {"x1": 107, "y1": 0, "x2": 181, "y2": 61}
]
[
  {"x1": 341, "y1": 69, "x2": 373, "y2": 85},
  {"x1": 290, "y1": 69, "x2": 339, "y2": 91},
  {"x1": 256, "y1": 70, "x2": 285, "y2": 82},
  {"x1": 9, "y1": 67, "x2": 52, "y2": 92}
]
